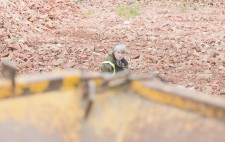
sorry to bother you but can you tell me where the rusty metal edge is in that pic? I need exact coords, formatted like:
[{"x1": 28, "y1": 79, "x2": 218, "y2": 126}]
[
  {"x1": 0, "y1": 70, "x2": 82, "y2": 98},
  {"x1": 1, "y1": 70, "x2": 225, "y2": 121},
  {"x1": 131, "y1": 80, "x2": 225, "y2": 120}
]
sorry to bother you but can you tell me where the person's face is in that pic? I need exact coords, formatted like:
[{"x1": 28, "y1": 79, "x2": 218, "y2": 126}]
[{"x1": 114, "y1": 50, "x2": 125, "y2": 61}]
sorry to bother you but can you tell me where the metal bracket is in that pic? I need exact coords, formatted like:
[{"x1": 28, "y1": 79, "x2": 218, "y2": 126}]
[
  {"x1": 82, "y1": 78, "x2": 96, "y2": 120},
  {"x1": 81, "y1": 70, "x2": 167, "y2": 120}
]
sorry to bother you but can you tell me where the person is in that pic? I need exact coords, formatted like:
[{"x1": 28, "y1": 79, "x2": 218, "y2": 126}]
[{"x1": 101, "y1": 44, "x2": 129, "y2": 74}]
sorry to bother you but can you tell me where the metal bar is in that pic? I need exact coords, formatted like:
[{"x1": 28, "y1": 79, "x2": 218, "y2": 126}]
[
  {"x1": 132, "y1": 81, "x2": 225, "y2": 120},
  {"x1": 0, "y1": 70, "x2": 81, "y2": 98}
]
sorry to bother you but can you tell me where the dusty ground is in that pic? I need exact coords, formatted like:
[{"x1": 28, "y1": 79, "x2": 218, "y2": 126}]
[{"x1": 0, "y1": 0, "x2": 224, "y2": 96}]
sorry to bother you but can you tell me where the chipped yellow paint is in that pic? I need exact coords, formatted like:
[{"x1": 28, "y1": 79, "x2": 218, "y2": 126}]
[
  {"x1": 62, "y1": 75, "x2": 80, "y2": 91},
  {"x1": 1, "y1": 70, "x2": 225, "y2": 122},
  {"x1": 1, "y1": 79, "x2": 225, "y2": 142},
  {"x1": 78, "y1": 89, "x2": 225, "y2": 142},
  {"x1": 14, "y1": 82, "x2": 26, "y2": 96},
  {"x1": 28, "y1": 81, "x2": 49, "y2": 94},
  {"x1": 131, "y1": 81, "x2": 225, "y2": 119}
]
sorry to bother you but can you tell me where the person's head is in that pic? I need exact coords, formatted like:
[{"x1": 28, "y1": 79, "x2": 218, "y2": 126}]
[{"x1": 113, "y1": 44, "x2": 126, "y2": 61}]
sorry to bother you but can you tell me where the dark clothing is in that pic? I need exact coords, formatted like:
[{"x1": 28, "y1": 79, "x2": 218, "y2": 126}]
[{"x1": 101, "y1": 53, "x2": 128, "y2": 74}]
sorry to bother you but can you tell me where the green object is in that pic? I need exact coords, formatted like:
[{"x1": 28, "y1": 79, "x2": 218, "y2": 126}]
[
  {"x1": 116, "y1": 5, "x2": 140, "y2": 19},
  {"x1": 102, "y1": 61, "x2": 116, "y2": 75},
  {"x1": 101, "y1": 54, "x2": 128, "y2": 74}
]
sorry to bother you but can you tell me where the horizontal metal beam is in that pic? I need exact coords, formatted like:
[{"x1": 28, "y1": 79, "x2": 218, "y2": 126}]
[
  {"x1": 132, "y1": 81, "x2": 225, "y2": 120},
  {"x1": 0, "y1": 70, "x2": 225, "y2": 120}
]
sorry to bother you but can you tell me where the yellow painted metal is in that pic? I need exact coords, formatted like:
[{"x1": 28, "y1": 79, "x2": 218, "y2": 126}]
[
  {"x1": 0, "y1": 88, "x2": 225, "y2": 142},
  {"x1": 0, "y1": 70, "x2": 82, "y2": 97},
  {"x1": 14, "y1": 82, "x2": 25, "y2": 96},
  {"x1": 0, "y1": 89, "x2": 83, "y2": 142},
  {"x1": 62, "y1": 75, "x2": 80, "y2": 91},
  {"x1": 93, "y1": 78, "x2": 104, "y2": 87},
  {"x1": 81, "y1": 89, "x2": 225, "y2": 142},
  {"x1": 0, "y1": 79, "x2": 11, "y2": 98},
  {"x1": 131, "y1": 81, "x2": 225, "y2": 120},
  {"x1": 29, "y1": 81, "x2": 49, "y2": 94},
  {"x1": 0, "y1": 70, "x2": 225, "y2": 142}
]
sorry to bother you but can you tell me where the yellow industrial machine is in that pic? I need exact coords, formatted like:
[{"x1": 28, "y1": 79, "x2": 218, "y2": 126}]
[{"x1": 0, "y1": 63, "x2": 225, "y2": 142}]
